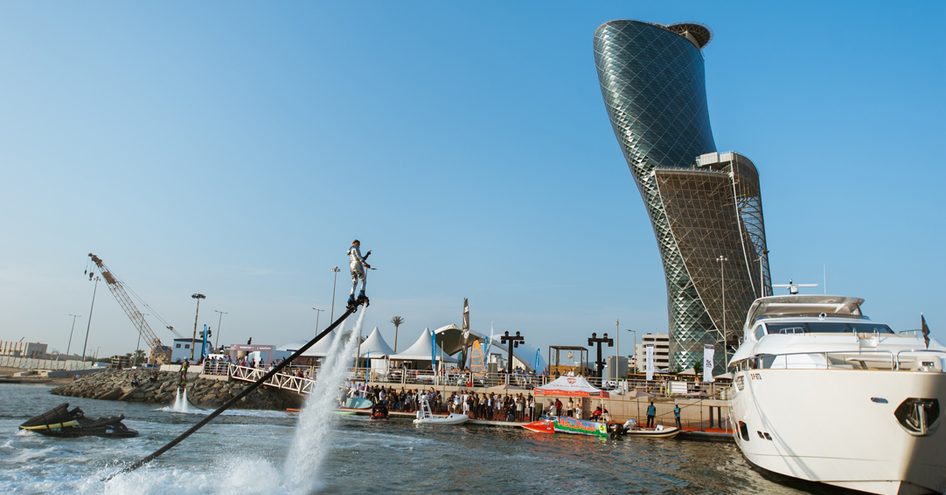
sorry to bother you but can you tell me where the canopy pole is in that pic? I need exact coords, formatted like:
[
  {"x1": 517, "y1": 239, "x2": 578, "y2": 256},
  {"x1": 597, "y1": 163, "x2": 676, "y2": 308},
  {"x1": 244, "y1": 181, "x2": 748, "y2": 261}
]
[{"x1": 103, "y1": 304, "x2": 360, "y2": 482}]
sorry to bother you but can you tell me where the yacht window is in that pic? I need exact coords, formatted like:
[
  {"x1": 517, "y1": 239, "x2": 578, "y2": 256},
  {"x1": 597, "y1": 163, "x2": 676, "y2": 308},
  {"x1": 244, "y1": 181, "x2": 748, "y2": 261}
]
[
  {"x1": 738, "y1": 421, "x2": 750, "y2": 441},
  {"x1": 766, "y1": 322, "x2": 894, "y2": 334},
  {"x1": 753, "y1": 325, "x2": 765, "y2": 340}
]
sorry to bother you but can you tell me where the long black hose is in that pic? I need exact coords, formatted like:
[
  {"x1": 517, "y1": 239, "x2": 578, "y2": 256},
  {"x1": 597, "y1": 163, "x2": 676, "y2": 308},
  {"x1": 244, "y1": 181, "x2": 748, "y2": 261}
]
[{"x1": 103, "y1": 304, "x2": 360, "y2": 481}]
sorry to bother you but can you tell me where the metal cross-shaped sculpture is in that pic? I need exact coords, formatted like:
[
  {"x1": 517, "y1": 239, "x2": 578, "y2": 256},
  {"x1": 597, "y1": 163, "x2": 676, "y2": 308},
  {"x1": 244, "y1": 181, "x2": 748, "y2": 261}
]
[
  {"x1": 588, "y1": 332, "x2": 614, "y2": 378},
  {"x1": 500, "y1": 330, "x2": 524, "y2": 375}
]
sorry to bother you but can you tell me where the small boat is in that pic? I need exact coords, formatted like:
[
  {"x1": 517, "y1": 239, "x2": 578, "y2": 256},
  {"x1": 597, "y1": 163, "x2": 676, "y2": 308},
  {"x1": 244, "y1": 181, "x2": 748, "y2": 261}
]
[
  {"x1": 345, "y1": 397, "x2": 372, "y2": 409},
  {"x1": 521, "y1": 419, "x2": 554, "y2": 434},
  {"x1": 624, "y1": 425, "x2": 680, "y2": 439},
  {"x1": 370, "y1": 403, "x2": 389, "y2": 420},
  {"x1": 19, "y1": 403, "x2": 138, "y2": 438},
  {"x1": 412, "y1": 397, "x2": 468, "y2": 425},
  {"x1": 553, "y1": 416, "x2": 609, "y2": 437}
]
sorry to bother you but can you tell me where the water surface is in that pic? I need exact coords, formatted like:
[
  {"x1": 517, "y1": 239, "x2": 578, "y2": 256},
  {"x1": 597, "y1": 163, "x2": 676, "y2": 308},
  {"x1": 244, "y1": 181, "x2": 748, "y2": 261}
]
[{"x1": 1, "y1": 383, "x2": 824, "y2": 494}]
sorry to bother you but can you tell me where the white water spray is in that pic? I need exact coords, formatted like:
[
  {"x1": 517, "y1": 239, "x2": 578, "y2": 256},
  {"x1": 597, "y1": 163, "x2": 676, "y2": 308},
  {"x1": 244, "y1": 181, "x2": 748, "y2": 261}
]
[
  {"x1": 171, "y1": 388, "x2": 194, "y2": 414},
  {"x1": 283, "y1": 308, "x2": 366, "y2": 493}
]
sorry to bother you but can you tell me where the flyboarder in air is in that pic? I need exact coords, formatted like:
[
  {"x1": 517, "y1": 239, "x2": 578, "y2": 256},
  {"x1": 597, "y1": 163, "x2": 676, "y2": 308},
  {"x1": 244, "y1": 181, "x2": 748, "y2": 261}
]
[{"x1": 347, "y1": 239, "x2": 371, "y2": 309}]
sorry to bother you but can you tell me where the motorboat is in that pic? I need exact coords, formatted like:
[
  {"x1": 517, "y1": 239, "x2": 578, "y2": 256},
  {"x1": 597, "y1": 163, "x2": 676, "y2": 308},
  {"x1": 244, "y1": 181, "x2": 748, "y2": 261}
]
[
  {"x1": 412, "y1": 396, "x2": 468, "y2": 425},
  {"x1": 523, "y1": 416, "x2": 679, "y2": 439},
  {"x1": 19, "y1": 403, "x2": 138, "y2": 438},
  {"x1": 729, "y1": 295, "x2": 946, "y2": 494},
  {"x1": 521, "y1": 416, "x2": 608, "y2": 437}
]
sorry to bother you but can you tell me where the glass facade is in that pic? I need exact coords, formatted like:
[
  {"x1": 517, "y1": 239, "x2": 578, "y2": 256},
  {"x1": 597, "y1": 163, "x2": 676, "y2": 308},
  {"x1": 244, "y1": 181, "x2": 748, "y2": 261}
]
[{"x1": 594, "y1": 20, "x2": 771, "y2": 370}]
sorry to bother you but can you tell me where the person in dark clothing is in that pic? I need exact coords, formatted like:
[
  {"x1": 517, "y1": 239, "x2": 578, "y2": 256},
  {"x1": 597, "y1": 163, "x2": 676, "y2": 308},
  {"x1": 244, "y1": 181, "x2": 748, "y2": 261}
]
[
  {"x1": 673, "y1": 402, "x2": 682, "y2": 428},
  {"x1": 646, "y1": 401, "x2": 656, "y2": 428}
]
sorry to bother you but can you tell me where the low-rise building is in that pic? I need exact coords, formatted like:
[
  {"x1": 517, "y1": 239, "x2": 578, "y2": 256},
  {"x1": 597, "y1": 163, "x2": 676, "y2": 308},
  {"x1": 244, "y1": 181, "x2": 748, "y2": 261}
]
[{"x1": 0, "y1": 340, "x2": 48, "y2": 358}]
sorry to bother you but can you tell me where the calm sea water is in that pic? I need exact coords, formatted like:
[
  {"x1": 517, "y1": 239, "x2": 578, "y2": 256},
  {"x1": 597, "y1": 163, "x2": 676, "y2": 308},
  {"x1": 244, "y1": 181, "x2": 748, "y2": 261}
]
[{"x1": 1, "y1": 383, "x2": 827, "y2": 494}]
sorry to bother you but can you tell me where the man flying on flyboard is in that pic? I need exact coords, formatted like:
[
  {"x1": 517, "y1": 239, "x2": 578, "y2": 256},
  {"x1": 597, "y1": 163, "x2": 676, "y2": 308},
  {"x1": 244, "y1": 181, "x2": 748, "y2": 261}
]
[{"x1": 347, "y1": 239, "x2": 373, "y2": 309}]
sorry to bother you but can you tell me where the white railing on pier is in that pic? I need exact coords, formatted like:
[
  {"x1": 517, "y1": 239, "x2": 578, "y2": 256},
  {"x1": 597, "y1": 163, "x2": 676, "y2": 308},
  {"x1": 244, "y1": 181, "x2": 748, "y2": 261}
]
[{"x1": 228, "y1": 363, "x2": 316, "y2": 395}]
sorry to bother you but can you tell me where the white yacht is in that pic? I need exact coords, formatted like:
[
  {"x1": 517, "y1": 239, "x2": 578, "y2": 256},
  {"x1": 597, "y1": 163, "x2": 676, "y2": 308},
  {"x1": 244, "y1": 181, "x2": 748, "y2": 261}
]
[{"x1": 728, "y1": 295, "x2": 946, "y2": 494}]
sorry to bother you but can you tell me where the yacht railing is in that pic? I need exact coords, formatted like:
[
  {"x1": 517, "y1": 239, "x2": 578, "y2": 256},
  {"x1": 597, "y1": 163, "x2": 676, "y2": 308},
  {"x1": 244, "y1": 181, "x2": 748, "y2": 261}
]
[{"x1": 747, "y1": 349, "x2": 946, "y2": 371}]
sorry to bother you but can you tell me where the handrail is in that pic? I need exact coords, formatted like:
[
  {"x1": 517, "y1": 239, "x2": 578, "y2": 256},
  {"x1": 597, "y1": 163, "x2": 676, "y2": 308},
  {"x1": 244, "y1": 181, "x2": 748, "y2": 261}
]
[{"x1": 741, "y1": 348, "x2": 946, "y2": 371}]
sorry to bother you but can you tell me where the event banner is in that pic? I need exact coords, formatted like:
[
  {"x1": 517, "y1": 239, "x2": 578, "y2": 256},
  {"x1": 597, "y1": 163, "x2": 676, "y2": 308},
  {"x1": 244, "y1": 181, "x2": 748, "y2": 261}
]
[
  {"x1": 645, "y1": 344, "x2": 655, "y2": 381},
  {"x1": 703, "y1": 344, "x2": 715, "y2": 383}
]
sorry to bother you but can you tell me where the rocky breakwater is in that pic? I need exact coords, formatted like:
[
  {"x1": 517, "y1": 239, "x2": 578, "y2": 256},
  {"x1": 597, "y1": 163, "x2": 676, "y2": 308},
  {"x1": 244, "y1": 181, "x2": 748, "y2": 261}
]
[{"x1": 51, "y1": 369, "x2": 302, "y2": 410}]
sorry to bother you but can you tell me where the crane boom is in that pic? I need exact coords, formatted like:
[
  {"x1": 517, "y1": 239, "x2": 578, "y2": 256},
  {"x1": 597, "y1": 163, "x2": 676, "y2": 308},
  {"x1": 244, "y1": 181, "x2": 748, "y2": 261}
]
[{"x1": 88, "y1": 253, "x2": 169, "y2": 364}]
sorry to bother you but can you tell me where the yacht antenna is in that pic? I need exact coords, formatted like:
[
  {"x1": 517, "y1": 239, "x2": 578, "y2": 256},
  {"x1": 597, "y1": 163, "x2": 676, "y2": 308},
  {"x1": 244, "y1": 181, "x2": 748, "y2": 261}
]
[{"x1": 773, "y1": 279, "x2": 818, "y2": 295}]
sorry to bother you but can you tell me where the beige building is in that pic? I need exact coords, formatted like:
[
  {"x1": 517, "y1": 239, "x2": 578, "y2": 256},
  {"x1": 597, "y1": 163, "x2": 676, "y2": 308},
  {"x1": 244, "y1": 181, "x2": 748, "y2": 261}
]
[
  {"x1": 0, "y1": 340, "x2": 48, "y2": 358},
  {"x1": 634, "y1": 333, "x2": 670, "y2": 372}
]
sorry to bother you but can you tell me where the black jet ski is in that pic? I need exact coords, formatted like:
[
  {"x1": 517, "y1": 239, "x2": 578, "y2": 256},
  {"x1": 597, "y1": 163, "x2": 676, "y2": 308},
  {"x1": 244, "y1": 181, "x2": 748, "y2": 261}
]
[{"x1": 19, "y1": 403, "x2": 138, "y2": 438}]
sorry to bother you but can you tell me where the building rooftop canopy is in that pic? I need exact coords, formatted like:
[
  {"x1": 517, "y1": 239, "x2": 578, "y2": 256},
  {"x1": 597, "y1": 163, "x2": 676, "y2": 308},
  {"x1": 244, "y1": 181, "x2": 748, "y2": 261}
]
[{"x1": 666, "y1": 23, "x2": 711, "y2": 49}]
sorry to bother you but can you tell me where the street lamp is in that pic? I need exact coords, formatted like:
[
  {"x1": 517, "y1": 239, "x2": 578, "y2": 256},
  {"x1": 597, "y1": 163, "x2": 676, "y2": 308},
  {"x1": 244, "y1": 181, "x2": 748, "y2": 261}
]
[
  {"x1": 190, "y1": 293, "x2": 206, "y2": 362},
  {"x1": 330, "y1": 266, "x2": 340, "y2": 321},
  {"x1": 312, "y1": 307, "x2": 325, "y2": 334},
  {"x1": 65, "y1": 313, "x2": 81, "y2": 359},
  {"x1": 213, "y1": 309, "x2": 228, "y2": 349},
  {"x1": 716, "y1": 255, "x2": 729, "y2": 366},
  {"x1": 500, "y1": 330, "x2": 524, "y2": 376},
  {"x1": 756, "y1": 248, "x2": 769, "y2": 298},
  {"x1": 81, "y1": 275, "x2": 100, "y2": 363}
]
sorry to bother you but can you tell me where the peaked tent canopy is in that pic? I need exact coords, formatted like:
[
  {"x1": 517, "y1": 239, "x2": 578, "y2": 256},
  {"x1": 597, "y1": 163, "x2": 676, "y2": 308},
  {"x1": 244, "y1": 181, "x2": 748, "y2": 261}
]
[
  {"x1": 359, "y1": 326, "x2": 395, "y2": 358},
  {"x1": 534, "y1": 375, "x2": 609, "y2": 398},
  {"x1": 390, "y1": 328, "x2": 457, "y2": 363},
  {"x1": 300, "y1": 329, "x2": 360, "y2": 358}
]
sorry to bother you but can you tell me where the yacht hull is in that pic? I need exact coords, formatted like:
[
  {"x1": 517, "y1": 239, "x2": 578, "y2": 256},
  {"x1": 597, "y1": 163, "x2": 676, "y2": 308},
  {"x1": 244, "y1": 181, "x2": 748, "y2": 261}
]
[{"x1": 730, "y1": 369, "x2": 946, "y2": 495}]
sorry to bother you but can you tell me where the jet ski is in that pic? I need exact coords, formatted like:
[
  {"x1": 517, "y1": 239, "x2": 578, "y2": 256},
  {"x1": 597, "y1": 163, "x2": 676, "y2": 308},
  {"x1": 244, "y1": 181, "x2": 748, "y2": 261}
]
[{"x1": 19, "y1": 403, "x2": 138, "y2": 438}]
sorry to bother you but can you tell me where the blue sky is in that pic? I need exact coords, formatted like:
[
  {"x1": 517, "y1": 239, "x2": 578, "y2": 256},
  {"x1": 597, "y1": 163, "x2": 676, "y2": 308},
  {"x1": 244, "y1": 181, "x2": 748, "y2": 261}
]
[{"x1": 1, "y1": 1, "x2": 944, "y2": 359}]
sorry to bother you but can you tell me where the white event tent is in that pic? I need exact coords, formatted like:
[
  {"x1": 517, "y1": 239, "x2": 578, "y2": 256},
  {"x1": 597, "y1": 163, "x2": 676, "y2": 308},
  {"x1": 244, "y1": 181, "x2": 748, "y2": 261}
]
[
  {"x1": 359, "y1": 326, "x2": 395, "y2": 358},
  {"x1": 390, "y1": 328, "x2": 457, "y2": 368}
]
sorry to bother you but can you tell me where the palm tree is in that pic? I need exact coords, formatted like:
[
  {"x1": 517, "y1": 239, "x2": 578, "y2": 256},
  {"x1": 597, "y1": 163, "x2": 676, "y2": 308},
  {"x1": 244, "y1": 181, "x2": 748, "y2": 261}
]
[{"x1": 391, "y1": 315, "x2": 404, "y2": 352}]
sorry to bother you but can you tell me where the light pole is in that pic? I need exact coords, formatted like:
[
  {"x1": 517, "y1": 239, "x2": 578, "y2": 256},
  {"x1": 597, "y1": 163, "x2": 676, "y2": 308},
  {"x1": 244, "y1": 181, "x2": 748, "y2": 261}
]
[
  {"x1": 213, "y1": 310, "x2": 228, "y2": 348},
  {"x1": 81, "y1": 275, "x2": 100, "y2": 363},
  {"x1": 330, "y1": 266, "x2": 340, "y2": 321},
  {"x1": 312, "y1": 307, "x2": 325, "y2": 334},
  {"x1": 717, "y1": 255, "x2": 729, "y2": 366},
  {"x1": 190, "y1": 293, "x2": 206, "y2": 362},
  {"x1": 66, "y1": 313, "x2": 81, "y2": 358},
  {"x1": 756, "y1": 248, "x2": 769, "y2": 298},
  {"x1": 615, "y1": 319, "x2": 620, "y2": 363},
  {"x1": 588, "y1": 332, "x2": 614, "y2": 379}
]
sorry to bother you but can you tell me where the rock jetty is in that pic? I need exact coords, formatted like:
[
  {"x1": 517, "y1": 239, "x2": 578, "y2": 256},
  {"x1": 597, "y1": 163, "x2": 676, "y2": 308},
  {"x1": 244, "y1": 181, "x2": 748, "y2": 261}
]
[{"x1": 51, "y1": 369, "x2": 302, "y2": 410}]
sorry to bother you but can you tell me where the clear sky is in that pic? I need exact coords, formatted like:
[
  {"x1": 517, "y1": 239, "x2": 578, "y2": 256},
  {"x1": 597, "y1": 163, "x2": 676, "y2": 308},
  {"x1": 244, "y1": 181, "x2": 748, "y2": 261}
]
[{"x1": 1, "y1": 1, "x2": 944, "y2": 360}]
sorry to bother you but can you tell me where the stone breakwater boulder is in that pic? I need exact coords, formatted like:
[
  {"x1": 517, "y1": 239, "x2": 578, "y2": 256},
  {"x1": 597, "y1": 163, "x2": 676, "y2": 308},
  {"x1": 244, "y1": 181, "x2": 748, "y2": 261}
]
[{"x1": 50, "y1": 369, "x2": 302, "y2": 410}]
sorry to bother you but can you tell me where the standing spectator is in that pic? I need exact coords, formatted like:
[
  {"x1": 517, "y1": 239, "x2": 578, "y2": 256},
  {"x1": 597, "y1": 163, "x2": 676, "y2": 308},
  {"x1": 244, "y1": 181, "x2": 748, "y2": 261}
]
[
  {"x1": 647, "y1": 401, "x2": 657, "y2": 428},
  {"x1": 673, "y1": 402, "x2": 682, "y2": 429}
]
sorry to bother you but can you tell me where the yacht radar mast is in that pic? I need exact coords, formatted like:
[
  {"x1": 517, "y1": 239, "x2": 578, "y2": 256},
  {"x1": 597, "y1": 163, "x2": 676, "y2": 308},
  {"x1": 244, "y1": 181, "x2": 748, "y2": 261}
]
[{"x1": 772, "y1": 279, "x2": 818, "y2": 295}]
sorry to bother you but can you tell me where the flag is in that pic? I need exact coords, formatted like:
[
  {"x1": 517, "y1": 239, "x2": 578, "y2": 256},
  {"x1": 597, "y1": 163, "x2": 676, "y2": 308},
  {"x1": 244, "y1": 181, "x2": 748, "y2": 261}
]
[
  {"x1": 484, "y1": 322, "x2": 494, "y2": 360},
  {"x1": 703, "y1": 344, "x2": 715, "y2": 383},
  {"x1": 429, "y1": 328, "x2": 437, "y2": 372},
  {"x1": 462, "y1": 298, "x2": 470, "y2": 335},
  {"x1": 645, "y1": 344, "x2": 655, "y2": 381},
  {"x1": 533, "y1": 348, "x2": 541, "y2": 372},
  {"x1": 922, "y1": 314, "x2": 930, "y2": 349}
]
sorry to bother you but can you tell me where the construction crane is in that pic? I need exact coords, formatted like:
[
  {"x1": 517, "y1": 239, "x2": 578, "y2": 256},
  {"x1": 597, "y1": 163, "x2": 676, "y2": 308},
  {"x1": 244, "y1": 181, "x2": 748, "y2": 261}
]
[{"x1": 87, "y1": 253, "x2": 175, "y2": 364}]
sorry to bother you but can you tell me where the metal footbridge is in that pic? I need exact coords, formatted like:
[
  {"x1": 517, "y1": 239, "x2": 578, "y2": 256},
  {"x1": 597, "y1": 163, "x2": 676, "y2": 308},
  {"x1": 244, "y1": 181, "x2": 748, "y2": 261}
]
[{"x1": 227, "y1": 364, "x2": 316, "y2": 395}]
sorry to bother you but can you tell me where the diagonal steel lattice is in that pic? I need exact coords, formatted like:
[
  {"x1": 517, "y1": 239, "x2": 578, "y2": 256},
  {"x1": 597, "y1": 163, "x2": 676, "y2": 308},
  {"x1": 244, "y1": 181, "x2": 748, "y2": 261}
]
[{"x1": 594, "y1": 20, "x2": 770, "y2": 370}]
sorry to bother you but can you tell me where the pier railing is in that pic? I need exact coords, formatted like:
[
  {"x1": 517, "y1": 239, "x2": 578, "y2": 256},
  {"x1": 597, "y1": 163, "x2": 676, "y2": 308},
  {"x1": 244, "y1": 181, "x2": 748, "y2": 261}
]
[
  {"x1": 221, "y1": 362, "x2": 725, "y2": 400},
  {"x1": 228, "y1": 364, "x2": 316, "y2": 395}
]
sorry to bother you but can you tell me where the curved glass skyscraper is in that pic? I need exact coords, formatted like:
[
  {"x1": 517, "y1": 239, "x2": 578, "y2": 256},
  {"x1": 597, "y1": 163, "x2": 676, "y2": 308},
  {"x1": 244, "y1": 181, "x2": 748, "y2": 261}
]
[{"x1": 594, "y1": 20, "x2": 771, "y2": 370}]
